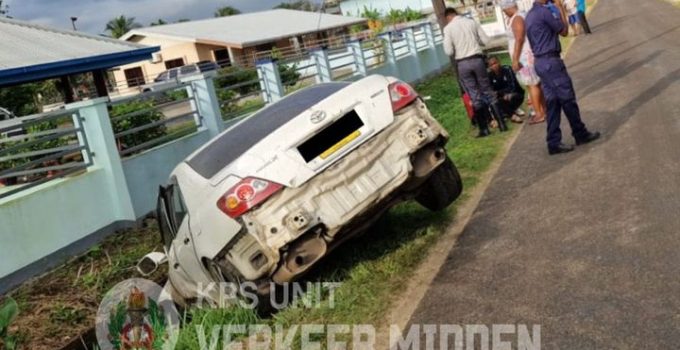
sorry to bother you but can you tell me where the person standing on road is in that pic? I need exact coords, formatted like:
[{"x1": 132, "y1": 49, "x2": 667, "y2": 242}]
[
  {"x1": 442, "y1": 7, "x2": 508, "y2": 138},
  {"x1": 500, "y1": 0, "x2": 547, "y2": 124},
  {"x1": 576, "y1": 0, "x2": 592, "y2": 34},
  {"x1": 564, "y1": 0, "x2": 582, "y2": 36},
  {"x1": 525, "y1": 0, "x2": 600, "y2": 154}
]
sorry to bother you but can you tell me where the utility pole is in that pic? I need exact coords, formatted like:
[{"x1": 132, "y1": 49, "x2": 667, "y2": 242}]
[
  {"x1": 431, "y1": 0, "x2": 464, "y2": 96},
  {"x1": 431, "y1": 0, "x2": 448, "y2": 30},
  {"x1": 70, "y1": 16, "x2": 78, "y2": 31}
]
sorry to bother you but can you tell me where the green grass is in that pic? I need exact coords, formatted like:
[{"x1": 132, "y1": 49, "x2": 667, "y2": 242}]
[{"x1": 171, "y1": 63, "x2": 518, "y2": 348}]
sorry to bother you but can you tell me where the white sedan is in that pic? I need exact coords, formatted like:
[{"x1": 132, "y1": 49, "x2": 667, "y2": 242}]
[{"x1": 138, "y1": 75, "x2": 463, "y2": 306}]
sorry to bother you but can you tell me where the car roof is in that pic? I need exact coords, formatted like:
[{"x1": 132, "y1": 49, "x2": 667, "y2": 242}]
[{"x1": 186, "y1": 82, "x2": 350, "y2": 179}]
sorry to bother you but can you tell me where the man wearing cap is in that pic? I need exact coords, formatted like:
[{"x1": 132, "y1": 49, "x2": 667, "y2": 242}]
[
  {"x1": 442, "y1": 7, "x2": 507, "y2": 137},
  {"x1": 525, "y1": 0, "x2": 600, "y2": 155}
]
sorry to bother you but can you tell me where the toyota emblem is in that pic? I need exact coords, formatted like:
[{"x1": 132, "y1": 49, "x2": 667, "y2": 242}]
[{"x1": 310, "y1": 110, "x2": 326, "y2": 124}]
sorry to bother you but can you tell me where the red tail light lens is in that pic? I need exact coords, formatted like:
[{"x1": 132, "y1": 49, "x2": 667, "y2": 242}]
[
  {"x1": 217, "y1": 177, "x2": 283, "y2": 218},
  {"x1": 389, "y1": 81, "x2": 418, "y2": 112}
]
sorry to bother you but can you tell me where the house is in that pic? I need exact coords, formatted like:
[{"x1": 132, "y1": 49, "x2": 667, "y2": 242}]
[
  {"x1": 112, "y1": 9, "x2": 366, "y2": 91},
  {"x1": 0, "y1": 16, "x2": 158, "y2": 103}
]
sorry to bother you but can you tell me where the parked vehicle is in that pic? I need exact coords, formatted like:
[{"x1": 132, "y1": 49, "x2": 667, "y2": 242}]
[
  {"x1": 0, "y1": 107, "x2": 24, "y2": 138},
  {"x1": 141, "y1": 61, "x2": 220, "y2": 93},
  {"x1": 138, "y1": 75, "x2": 463, "y2": 306}
]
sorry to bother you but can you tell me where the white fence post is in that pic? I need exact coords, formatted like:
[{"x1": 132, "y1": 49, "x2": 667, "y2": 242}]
[
  {"x1": 423, "y1": 23, "x2": 436, "y2": 48},
  {"x1": 180, "y1": 71, "x2": 225, "y2": 138},
  {"x1": 65, "y1": 97, "x2": 135, "y2": 221},
  {"x1": 256, "y1": 59, "x2": 285, "y2": 102},
  {"x1": 379, "y1": 33, "x2": 397, "y2": 65},
  {"x1": 310, "y1": 47, "x2": 333, "y2": 83},
  {"x1": 403, "y1": 27, "x2": 418, "y2": 56},
  {"x1": 348, "y1": 40, "x2": 368, "y2": 76}
]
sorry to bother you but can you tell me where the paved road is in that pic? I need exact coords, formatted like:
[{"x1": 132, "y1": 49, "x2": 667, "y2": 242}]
[{"x1": 407, "y1": 0, "x2": 680, "y2": 348}]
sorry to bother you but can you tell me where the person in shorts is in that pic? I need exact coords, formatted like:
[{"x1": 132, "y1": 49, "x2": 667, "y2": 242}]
[{"x1": 500, "y1": 0, "x2": 546, "y2": 124}]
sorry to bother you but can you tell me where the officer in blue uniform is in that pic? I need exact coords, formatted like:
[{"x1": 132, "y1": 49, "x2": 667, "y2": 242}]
[{"x1": 525, "y1": 0, "x2": 600, "y2": 155}]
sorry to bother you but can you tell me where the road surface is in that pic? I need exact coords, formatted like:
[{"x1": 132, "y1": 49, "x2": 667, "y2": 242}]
[{"x1": 407, "y1": 0, "x2": 680, "y2": 348}]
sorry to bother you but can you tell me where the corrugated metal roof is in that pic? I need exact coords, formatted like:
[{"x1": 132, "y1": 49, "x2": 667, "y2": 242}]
[
  {"x1": 0, "y1": 17, "x2": 158, "y2": 87},
  {"x1": 121, "y1": 9, "x2": 366, "y2": 48},
  {"x1": 0, "y1": 16, "x2": 149, "y2": 70}
]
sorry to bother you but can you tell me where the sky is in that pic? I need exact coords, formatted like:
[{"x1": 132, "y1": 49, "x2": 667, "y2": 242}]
[{"x1": 4, "y1": 0, "x2": 321, "y2": 34}]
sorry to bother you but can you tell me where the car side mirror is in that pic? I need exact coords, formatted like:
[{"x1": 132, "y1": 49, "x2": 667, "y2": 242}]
[{"x1": 137, "y1": 252, "x2": 168, "y2": 276}]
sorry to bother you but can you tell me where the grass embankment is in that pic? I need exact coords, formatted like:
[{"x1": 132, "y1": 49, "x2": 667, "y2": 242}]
[
  {"x1": 0, "y1": 223, "x2": 163, "y2": 350},
  {"x1": 174, "y1": 61, "x2": 519, "y2": 347}
]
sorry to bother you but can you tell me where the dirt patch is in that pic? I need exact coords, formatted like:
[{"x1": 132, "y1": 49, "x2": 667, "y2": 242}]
[{"x1": 0, "y1": 220, "x2": 165, "y2": 350}]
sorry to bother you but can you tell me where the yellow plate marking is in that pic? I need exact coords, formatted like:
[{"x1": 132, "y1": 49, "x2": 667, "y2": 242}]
[{"x1": 320, "y1": 130, "x2": 361, "y2": 159}]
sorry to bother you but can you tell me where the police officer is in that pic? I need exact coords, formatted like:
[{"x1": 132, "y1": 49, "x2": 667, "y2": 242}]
[{"x1": 525, "y1": 0, "x2": 600, "y2": 155}]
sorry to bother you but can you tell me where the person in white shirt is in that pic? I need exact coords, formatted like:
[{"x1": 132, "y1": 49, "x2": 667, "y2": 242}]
[
  {"x1": 564, "y1": 0, "x2": 582, "y2": 35},
  {"x1": 443, "y1": 7, "x2": 508, "y2": 137}
]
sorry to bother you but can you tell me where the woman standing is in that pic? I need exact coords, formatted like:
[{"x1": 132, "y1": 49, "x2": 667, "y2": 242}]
[{"x1": 500, "y1": 0, "x2": 546, "y2": 124}]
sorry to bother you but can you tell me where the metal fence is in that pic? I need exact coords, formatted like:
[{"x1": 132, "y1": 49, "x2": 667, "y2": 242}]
[
  {"x1": 0, "y1": 109, "x2": 93, "y2": 199},
  {"x1": 213, "y1": 68, "x2": 267, "y2": 122},
  {"x1": 108, "y1": 84, "x2": 201, "y2": 157}
]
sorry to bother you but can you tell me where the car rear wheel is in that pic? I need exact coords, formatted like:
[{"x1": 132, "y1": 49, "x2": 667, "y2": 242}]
[{"x1": 416, "y1": 156, "x2": 463, "y2": 211}]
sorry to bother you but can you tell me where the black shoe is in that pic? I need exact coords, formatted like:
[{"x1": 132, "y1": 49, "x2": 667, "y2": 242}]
[
  {"x1": 490, "y1": 103, "x2": 508, "y2": 132},
  {"x1": 477, "y1": 128, "x2": 491, "y2": 138},
  {"x1": 575, "y1": 131, "x2": 601, "y2": 145},
  {"x1": 548, "y1": 143, "x2": 575, "y2": 155}
]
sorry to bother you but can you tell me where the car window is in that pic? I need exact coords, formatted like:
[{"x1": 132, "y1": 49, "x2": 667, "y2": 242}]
[
  {"x1": 169, "y1": 69, "x2": 179, "y2": 79},
  {"x1": 198, "y1": 62, "x2": 218, "y2": 72},
  {"x1": 171, "y1": 181, "x2": 188, "y2": 229},
  {"x1": 155, "y1": 71, "x2": 170, "y2": 82},
  {"x1": 187, "y1": 82, "x2": 351, "y2": 178},
  {"x1": 180, "y1": 65, "x2": 198, "y2": 75},
  {"x1": 156, "y1": 179, "x2": 188, "y2": 249}
]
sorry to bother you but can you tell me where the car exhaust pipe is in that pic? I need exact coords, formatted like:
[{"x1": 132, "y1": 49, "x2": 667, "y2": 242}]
[{"x1": 272, "y1": 226, "x2": 327, "y2": 283}]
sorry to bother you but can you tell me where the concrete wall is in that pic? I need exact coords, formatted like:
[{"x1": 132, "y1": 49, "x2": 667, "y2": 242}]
[
  {"x1": 0, "y1": 169, "x2": 131, "y2": 279},
  {"x1": 122, "y1": 129, "x2": 211, "y2": 218}
]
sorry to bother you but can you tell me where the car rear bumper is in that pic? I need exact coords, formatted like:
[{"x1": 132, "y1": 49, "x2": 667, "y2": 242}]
[{"x1": 231, "y1": 99, "x2": 448, "y2": 282}]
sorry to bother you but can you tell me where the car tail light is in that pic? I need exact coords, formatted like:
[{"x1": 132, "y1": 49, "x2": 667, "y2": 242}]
[
  {"x1": 216, "y1": 177, "x2": 283, "y2": 218},
  {"x1": 389, "y1": 81, "x2": 418, "y2": 112}
]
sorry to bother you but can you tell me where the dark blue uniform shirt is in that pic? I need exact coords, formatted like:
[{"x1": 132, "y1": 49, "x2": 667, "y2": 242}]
[
  {"x1": 489, "y1": 66, "x2": 524, "y2": 97},
  {"x1": 525, "y1": 2, "x2": 565, "y2": 57}
]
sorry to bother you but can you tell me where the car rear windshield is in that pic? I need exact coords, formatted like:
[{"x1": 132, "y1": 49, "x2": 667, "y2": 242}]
[{"x1": 187, "y1": 82, "x2": 351, "y2": 179}]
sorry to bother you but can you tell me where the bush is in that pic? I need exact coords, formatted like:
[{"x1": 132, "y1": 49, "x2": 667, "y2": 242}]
[
  {"x1": 216, "y1": 67, "x2": 260, "y2": 95},
  {"x1": 110, "y1": 101, "x2": 166, "y2": 151}
]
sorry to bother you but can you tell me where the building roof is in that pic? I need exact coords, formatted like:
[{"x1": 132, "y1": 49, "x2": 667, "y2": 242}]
[
  {"x1": 0, "y1": 17, "x2": 158, "y2": 87},
  {"x1": 120, "y1": 9, "x2": 366, "y2": 48}
]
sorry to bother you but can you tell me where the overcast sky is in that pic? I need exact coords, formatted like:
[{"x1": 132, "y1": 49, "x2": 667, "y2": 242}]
[{"x1": 4, "y1": 0, "x2": 322, "y2": 34}]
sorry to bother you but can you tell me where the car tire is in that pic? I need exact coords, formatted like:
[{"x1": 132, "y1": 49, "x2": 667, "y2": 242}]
[{"x1": 415, "y1": 156, "x2": 463, "y2": 211}]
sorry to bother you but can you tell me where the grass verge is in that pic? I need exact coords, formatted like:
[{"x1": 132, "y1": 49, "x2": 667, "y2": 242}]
[{"x1": 0, "y1": 222, "x2": 164, "y2": 350}]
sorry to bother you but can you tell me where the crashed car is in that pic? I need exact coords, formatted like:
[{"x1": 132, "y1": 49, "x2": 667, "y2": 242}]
[{"x1": 138, "y1": 75, "x2": 462, "y2": 305}]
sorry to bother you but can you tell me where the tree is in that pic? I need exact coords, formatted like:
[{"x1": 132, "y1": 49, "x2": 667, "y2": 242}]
[
  {"x1": 274, "y1": 1, "x2": 317, "y2": 11},
  {"x1": 105, "y1": 15, "x2": 142, "y2": 39},
  {"x1": 214, "y1": 6, "x2": 241, "y2": 17},
  {"x1": 0, "y1": 0, "x2": 8, "y2": 16},
  {"x1": 176, "y1": 18, "x2": 191, "y2": 23},
  {"x1": 149, "y1": 18, "x2": 167, "y2": 26}
]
